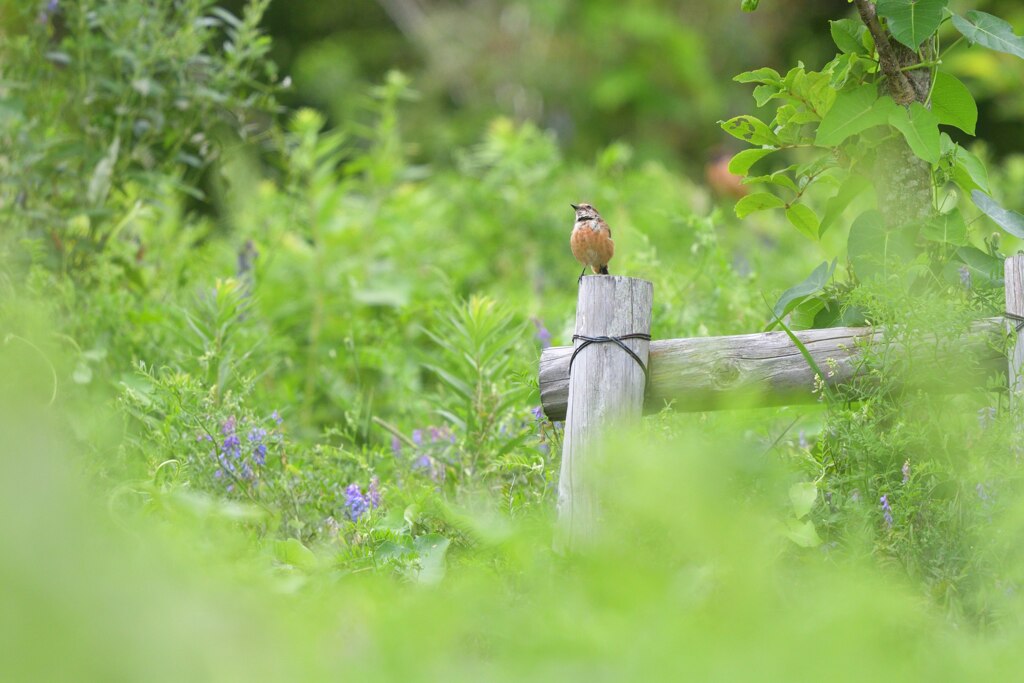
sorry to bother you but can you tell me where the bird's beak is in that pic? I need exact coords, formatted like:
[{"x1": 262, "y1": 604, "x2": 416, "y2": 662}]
[{"x1": 570, "y1": 204, "x2": 579, "y2": 211}]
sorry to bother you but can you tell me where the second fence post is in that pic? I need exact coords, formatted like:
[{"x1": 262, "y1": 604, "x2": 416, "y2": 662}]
[
  {"x1": 557, "y1": 275, "x2": 653, "y2": 551},
  {"x1": 1006, "y1": 255, "x2": 1024, "y2": 408}
]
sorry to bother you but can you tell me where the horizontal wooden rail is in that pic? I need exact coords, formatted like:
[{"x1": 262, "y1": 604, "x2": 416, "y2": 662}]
[{"x1": 539, "y1": 318, "x2": 1006, "y2": 420}]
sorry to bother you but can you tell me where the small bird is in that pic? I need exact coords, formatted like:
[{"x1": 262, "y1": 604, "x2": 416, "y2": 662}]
[{"x1": 570, "y1": 202, "x2": 614, "y2": 282}]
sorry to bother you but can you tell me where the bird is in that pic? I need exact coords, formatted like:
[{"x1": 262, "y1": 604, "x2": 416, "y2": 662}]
[{"x1": 570, "y1": 203, "x2": 614, "y2": 283}]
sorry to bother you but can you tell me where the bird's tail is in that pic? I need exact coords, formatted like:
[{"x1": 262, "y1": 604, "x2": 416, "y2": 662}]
[{"x1": 596, "y1": 265, "x2": 610, "y2": 275}]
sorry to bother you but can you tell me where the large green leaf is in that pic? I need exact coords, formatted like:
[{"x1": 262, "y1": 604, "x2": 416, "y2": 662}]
[
  {"x1": 971, "y1": 190, "x2": 1024, "y2": 239},
  {"x1": 720, "y1": 115, "x2": 781, "y2": 146},
  {"x1": 940, "y1": 133, "x2": 990, "y2": 193},
  {"x1": 930, "y1": 72, "x2": 977, "y2": 135},
  {"x1": 734, "y1": 67, "x2": 782, "y2": 84},
  {"x1": 815, "y1": 86, "x2": 897, "y2": 147},
  {"x1": 728, "y1": 148, "x2": 776, "y2": 175},
  {"x1": 877, "y1": 0, "x2": 948, "y2": 49},
  {"x1": 735, "y1": 192, "x2": 785, "y2": 218},
  {"x1": 921, "y1": 209, "x2": 968, "y2": 245},
  {"x1": 952, "y1": 11, "x2": 1024, "y2": 59},
  {"x1": 771, "y1": 259, "x2": 836, "y2": 320},
  {"x1": 887, "y1": 102, "x2": 941, "y2": 164},
  {"x1": 789, "y1": 482, "x2": 818, "y2": 519},
  {"x1": 847, "y1": 209, "x2": 919, "y2": 281},
  {"x1": 412, "y1": 534, "x2": 450, "y2": 585},
  {"x1": 830, "y1": 19, "x2": 867, "y2": 54},
  {"x1": 956, "y1": 246, "x2": 1003, "y2": 287},
  {"x1": 785, "y1": 518, "x2": 823, "y2": 548},
  {"x1": 786, "y1": 203, "x2": 820, "y2": 240},
  {"x1": 819, "y1": 175, "x2": 871, "y2": 236}
]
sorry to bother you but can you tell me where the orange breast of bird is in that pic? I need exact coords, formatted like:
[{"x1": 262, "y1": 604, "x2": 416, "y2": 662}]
[{"x1": 570, "y1": 221, "x2": 614, "y2": 273}]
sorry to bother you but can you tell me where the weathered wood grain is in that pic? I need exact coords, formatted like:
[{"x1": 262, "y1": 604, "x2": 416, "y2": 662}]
[
  {"x1": 557, "y1": 275, "x2": 652, "y2": 550},
  {"x1": 1006, "y1": 256, "x2": 1024, "y2": 407},
  {"x1": 540, "y1": 318, "x2": 1005, "y2": 421}
]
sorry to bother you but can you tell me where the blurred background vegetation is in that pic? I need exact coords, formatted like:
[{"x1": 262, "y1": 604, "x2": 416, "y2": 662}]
[
  {"x1": 222, "y1": 0, "x2": 1024, "y2": 165},
  {"x1": 3, "y1": 0, "x2": 1024, "y2": 678}
]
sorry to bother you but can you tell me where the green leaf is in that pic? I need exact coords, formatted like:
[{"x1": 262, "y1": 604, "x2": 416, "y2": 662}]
[
  {"x1": 741, "y1": 0, "x2": 760, "y2": 12},
  {"x1": 956, "y1": 246, "x2": 1003, "y2": 287},
  {"x1": 753, "y1": 83, "x2": 780, "y2": 107},
  {"x1": 720, "y1": 115, "x2": 780, "y2": 146},
  {"x1": 876, "y1": 0, "x2": 948, "y2": 49},
  {"x1": 786, "y1": 203, "x2": 821, "y2": 240},
  {"x1": 941, "y1": 133, "x2": 990, "y2": 193},
  {"x1": 815, "y1": 86, "x2": 896, "y2": 147},
  {"x1": 887, "y1": 102, "x2": 941, "y2": 164},
  {"x1": 930, "y1": 72, "x2": 977, "y2": 135},
  {"x1": 921, "y1": 209, "x2": 968, "y2": 245},
  {"x1": 275, "y1": 538, "x2": 317, "y2": 571},
  {"x1": 952, "y1": 11, "x2": 1024, "y2": 59},
  {"x1": 828, "y1": 53, "x2": 858, "y2": 89},
  {"x1": 728, "y1": 148, "x2": 776, "y2": 175},
  {"x1": 830, "y1": 19, "x2": 866, "y2": 54},
  {"x1": 848, "y1": 209, "x2": 919, "y2": 281},
  {"x1": 734, "y1": 67, "x2": 782, "y2": 85},
  {"x1": 771, "y1": 259, "x2": 836, "y2": 320},
  {"x1": 789, "y1": 482, "x2": 818, "y2": 518},
  {"x1": 785, "y1": 518, "x2": 823, "y2": 548},
  {"x1": 735, "y1": 192, "x2": 785, "y2": 218},
  {"x1": 971, "y1": 190, "x2": 1024, "y2": 239},
  {"x1": 819, "y1": 175, "x2": 871, "y2": 236},
  {"x1": 745, "y1": 171, "x2": 799, "y2": 192},
  {"x1": 412, "y1": 534, "x2": 450, "y2": 585}
]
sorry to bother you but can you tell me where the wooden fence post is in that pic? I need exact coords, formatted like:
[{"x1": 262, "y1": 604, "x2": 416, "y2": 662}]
[
  {"x1": 1005, "y1": 255, "x2": 1024, "y2": 409},
  {"x1": 557, "y1": 275, "x2": 652, "y2": 551}
]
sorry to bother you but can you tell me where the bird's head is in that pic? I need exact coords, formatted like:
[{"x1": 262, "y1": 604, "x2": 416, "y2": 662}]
[{"x1": 570, "y1": 203, "x2": 599, "y2": 222}]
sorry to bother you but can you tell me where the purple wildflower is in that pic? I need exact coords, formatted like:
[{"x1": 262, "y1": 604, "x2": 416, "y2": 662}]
[
  {"x1": 880, "y1": 495, "x2": 893, "y2": 528},
  {"x1": 237, "y1": 240, "x2": 258, "y2": 277},
  {"x1": 345, "y1": 483, "x2": 369, "y2": 521},
  {"x1": 37, "y1": 0, "x2": 58, "y2": 24},
  {"x1": 532, "y1": 318, "x2": 553, "y2": 349},
  {"x1": 412, "y1": 454, "x2": 432, "y2": 472},
  {"x1": 850, "y1": 489, "x2": 861, "y2": 503},
  {"x1": 531, "y1": 406, "x2": 544, "y2": 421},
  {"x1": 222, "y1": 433, "x2": 241, "y2": 459},
  {"x1": 902, "y1": 460, "x2": 911, "y2": 485},
  {"x1": 271, "y1": 410, "x2": 283, "y2": 425},
  {"x1": 248, "y1": 427, "x2": 267, "y2": 466},
  {"x1": 412, "y1": 429, "x2": 424, "y2": 446},
  {"x1": 391, "y1": 435, "x2": 402, "y2": 457},
  {"x1": 959, "y1": 265, "x2": 972, "y2": 291},
  {"x1": 367, "y1": 476, "x2": 381, "y2": 508}
]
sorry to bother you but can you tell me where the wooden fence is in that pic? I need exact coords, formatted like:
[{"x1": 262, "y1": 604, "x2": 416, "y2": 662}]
[{"x1": 542, "y1": 254, "x2": 1024, "y2": 549}]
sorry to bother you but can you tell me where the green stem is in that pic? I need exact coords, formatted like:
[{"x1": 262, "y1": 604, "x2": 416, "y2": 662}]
[{"x1": 939, "y1": 35, "x2": 965, "y2": 61}]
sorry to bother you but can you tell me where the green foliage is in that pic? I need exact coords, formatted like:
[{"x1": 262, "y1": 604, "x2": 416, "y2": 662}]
[
  {"x1": 726, "y1": 2, "x2": 1024, "y2": 318},
  {"x1": 4, "y1": 0, "x2": 1024, "y2": 676},
  {"x1": 1, "y1": 0, "x2": 282, "y2": 272}
]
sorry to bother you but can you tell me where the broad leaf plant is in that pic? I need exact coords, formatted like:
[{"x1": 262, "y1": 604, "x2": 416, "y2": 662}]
[{"x1": 729, "y1": 0, "x2": 1024, "y2": 328}]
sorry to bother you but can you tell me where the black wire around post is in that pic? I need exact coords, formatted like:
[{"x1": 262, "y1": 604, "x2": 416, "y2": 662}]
[{"x1": 568, "y1": 333, "x2": 652, "y2": 383}]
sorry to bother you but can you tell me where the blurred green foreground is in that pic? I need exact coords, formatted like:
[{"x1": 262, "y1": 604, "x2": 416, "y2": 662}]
[{"x1": 4, "y1": 379, "x2": 1024, "y2": 681}]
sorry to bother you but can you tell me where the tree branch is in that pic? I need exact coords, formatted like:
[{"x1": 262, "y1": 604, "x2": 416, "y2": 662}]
[{"x1": 853, "y1": 0, "x2": 917, "y2": 104}]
